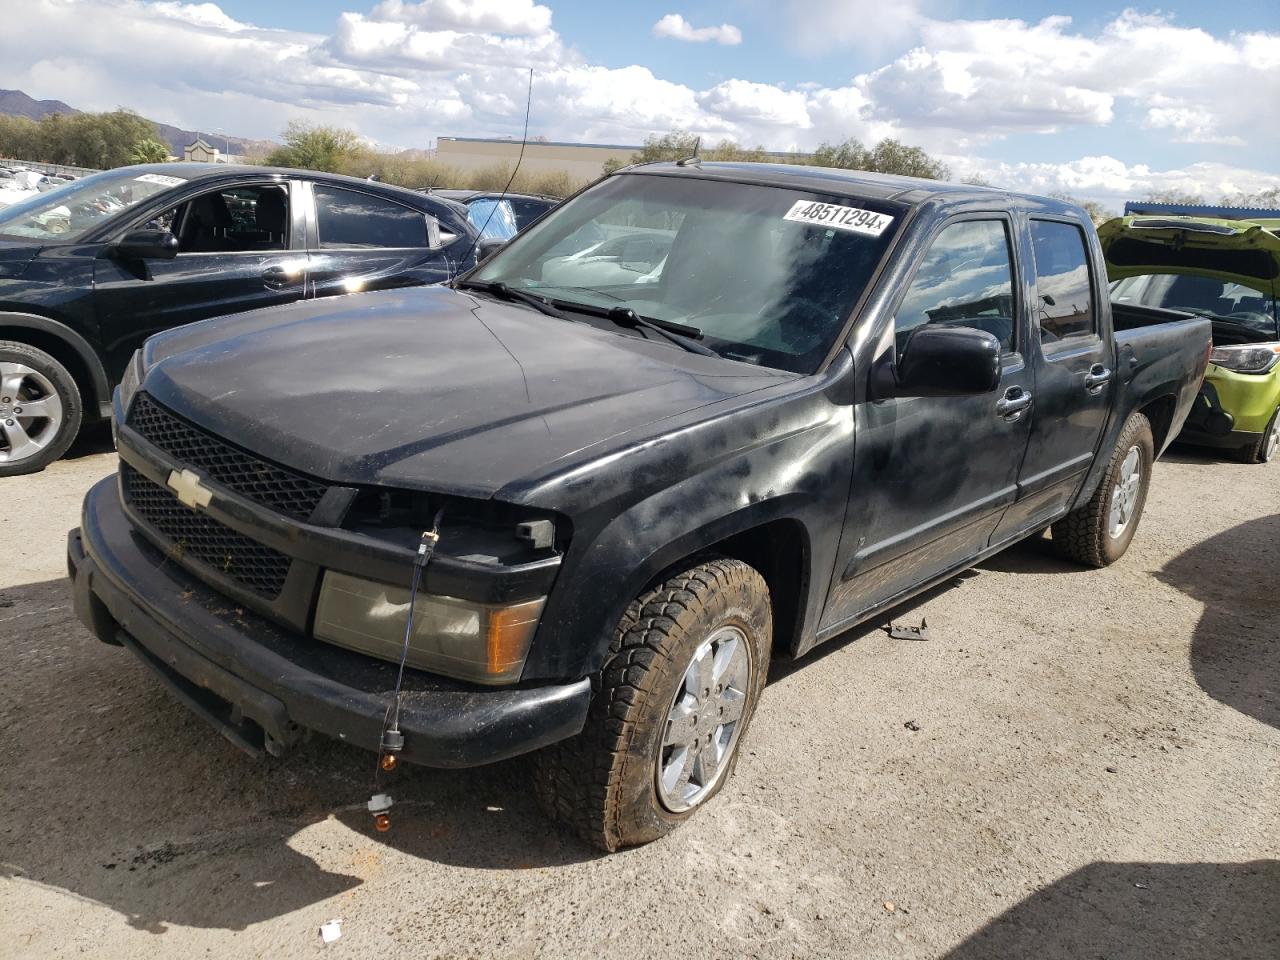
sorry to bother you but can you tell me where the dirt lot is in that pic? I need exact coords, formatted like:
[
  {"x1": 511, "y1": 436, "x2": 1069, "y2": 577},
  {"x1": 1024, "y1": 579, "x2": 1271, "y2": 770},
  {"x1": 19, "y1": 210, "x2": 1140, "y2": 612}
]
[{"x1": 1, "y1": 427, "x2": 1276, "y2": 959}]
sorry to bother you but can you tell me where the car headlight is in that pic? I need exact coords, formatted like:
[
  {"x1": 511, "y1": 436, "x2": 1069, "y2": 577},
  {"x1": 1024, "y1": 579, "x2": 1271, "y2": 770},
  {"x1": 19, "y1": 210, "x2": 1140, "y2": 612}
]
[
  {"x1": 313, "y1": 570, "x2": 545, "y2": 685},
  {"x1": 116, "y1": 348, "x2": 145, "y2": 414},
  {"x1": 1209, "y1": 343, "x2": 1280, "y2": 374}
]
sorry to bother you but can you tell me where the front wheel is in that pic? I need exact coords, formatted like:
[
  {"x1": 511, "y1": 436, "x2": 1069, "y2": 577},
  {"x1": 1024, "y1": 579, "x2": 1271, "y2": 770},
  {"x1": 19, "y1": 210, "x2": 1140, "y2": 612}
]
[
  {"x1": 1234, "y1": 406, "x2": 1280, "y2": 464},
  {"x1": 1052, "y1": 411, "x2": 1154, "y2": 567},
  {"x1": 0, "y1": 341, "x2": 83, "y2": 477},
  {"x1": 534, "y1": 558, "x2": 772, "y2": 851}
]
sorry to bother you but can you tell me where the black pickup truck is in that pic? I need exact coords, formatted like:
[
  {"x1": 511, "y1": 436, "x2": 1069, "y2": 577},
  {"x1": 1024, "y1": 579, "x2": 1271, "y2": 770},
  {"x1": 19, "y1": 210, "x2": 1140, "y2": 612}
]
[{"x1": 68, "y1": 163, "x2": 1210, "y2": 851}]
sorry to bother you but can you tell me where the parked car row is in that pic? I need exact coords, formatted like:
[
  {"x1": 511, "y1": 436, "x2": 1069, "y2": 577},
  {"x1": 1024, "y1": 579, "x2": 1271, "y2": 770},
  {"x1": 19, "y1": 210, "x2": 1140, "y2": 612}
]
[
  {"x1": 61, "y1": 160, "x2": 1216, "y2": 850},
  {"x1": 0, "y1": 163, "x2": 482, "y2": 474}
]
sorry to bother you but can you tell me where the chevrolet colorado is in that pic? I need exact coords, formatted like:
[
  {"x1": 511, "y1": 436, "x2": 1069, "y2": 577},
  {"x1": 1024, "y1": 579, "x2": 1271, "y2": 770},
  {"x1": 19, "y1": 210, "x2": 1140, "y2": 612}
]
[{"x1": 68, "y1": 163, "x2": 1211, "y2": 850}]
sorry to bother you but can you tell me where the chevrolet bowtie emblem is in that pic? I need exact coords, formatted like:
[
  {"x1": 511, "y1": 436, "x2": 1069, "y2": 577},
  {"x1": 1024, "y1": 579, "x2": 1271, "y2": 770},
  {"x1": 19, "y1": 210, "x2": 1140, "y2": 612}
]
[{"x1": 167, "y1": 468, "x2": 213, "y2": 510}]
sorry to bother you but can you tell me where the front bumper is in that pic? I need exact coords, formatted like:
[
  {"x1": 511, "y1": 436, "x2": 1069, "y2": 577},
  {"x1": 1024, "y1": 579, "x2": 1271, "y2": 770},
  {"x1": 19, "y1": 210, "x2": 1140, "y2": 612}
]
[{"x1": 69, "y1": 477, "x2": 590, "y2": 767}]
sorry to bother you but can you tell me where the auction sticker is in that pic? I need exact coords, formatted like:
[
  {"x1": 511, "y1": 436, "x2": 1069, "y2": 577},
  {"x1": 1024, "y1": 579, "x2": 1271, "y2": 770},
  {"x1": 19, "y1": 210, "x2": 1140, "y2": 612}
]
[
  {"x1": 135, "y1": 174, "x2": 185, "y2": 187},
  {"x1": 783, "y1": 200, "x2": 893, "y2": 237}
]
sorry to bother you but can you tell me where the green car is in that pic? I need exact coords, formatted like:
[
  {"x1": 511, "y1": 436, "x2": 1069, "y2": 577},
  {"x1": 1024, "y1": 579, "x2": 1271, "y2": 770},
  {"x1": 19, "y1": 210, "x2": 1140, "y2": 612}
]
[{"x1": 1103, "y1": 210, "x2": 1280, "y2": 463}]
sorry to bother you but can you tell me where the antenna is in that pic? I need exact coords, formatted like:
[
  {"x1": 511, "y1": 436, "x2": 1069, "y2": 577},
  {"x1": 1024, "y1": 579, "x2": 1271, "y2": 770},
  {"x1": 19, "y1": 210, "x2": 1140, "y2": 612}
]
[
  {"x1": 676, "y1": 134, "x2": 701, "y2": 167},
  {"x1": 459, "y1": 67, "x2": 534, "y2": 271}
]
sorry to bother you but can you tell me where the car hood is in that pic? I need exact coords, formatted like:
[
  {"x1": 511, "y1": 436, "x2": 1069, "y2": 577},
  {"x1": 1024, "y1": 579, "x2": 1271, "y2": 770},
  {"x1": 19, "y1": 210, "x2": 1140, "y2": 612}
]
[
  {"x1": 1099, "y1": 215, "x2": 1280, "y2": 289},
  {"x1": 0, "y1": 239, "x2": 39, "y2": 278},
  {"x1": 141, "y1": 286, "x2": 789, "y2": 498}
]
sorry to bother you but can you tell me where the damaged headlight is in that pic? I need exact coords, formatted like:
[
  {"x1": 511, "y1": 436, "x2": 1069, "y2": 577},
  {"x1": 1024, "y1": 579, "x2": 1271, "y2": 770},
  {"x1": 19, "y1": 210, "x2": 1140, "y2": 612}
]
[
  {"x1": 1209, "y1": 343, "x2": 1280, "y2": 374},
  {"x1": 314, "y1": 570, "x2": 544, "y2": 685}
]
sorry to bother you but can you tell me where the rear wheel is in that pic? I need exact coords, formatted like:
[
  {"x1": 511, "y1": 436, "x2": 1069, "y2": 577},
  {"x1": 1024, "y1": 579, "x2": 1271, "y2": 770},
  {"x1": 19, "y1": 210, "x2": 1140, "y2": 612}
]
[
  {"x1": 1234, "y1": 406, "x2": 1279, "y2": 464},
  {"x1": 1052, "y1": 411, "x2": 1153, "y2": 567},
  {"x1": 0, "y1": 341, "x2": 82, "y2": 477},
  {"x1": 534, "y1": 558, "x2": 772, "y2": 851}
]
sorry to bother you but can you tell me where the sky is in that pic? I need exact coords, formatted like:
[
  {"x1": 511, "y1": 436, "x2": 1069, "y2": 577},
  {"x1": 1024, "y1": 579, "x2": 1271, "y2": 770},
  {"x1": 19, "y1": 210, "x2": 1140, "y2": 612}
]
[{"x1": 2, "y1": 0, "x2": 1278, "y2": 207}]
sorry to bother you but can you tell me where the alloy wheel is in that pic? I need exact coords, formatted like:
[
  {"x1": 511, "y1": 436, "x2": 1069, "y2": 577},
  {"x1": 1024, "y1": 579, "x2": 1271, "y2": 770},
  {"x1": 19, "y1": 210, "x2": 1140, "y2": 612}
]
[
  {"x1": 656, "y1": 624, "x2": 752, "y2": 813},
  {"x1": 1107, "y1": 444, "x2": 1142, "y2": 539},
  {"x1": 0, "y1": 362, "x2": 64, "y2": 465}
]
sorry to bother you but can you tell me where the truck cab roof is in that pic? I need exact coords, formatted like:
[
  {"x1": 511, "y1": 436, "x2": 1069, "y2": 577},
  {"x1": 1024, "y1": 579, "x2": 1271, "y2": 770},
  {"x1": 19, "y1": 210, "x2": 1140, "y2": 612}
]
[{"x1": 620, "y1": 161, "x2": 1085, "y2": 218}]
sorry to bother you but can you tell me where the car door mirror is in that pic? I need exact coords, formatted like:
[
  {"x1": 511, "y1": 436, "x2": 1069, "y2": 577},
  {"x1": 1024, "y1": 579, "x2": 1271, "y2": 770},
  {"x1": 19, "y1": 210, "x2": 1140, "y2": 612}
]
[
  {"x1": 476, "y1": 237, "x2": 507, "y2": 261},
  {"x1": 112, "y1": 229, "x2": 179, "y2": 261},
  {"x1": 895, "y1": 326, "x2": 1002, "y2": 397}
]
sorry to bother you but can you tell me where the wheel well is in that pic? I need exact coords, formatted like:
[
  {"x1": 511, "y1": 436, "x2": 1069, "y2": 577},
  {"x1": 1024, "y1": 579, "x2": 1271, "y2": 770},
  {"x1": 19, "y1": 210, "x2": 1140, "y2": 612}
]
[
  {"x1": 647, "y1": 519, "x2": 810, "y2": 661},
  {"x1": 1138, "y1": 395, "x2": 1177, "y2": 452},
  {"x1": 0, "y1": 325, "x2": 102, "y2": 416}
]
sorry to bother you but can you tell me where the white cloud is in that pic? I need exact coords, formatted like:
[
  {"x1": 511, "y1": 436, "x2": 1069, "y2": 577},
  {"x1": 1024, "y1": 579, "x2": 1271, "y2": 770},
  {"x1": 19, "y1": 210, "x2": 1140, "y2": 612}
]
[
  {"x1": 951, "y1": 155, "x2": 1280, "y2": 210},
  {"x1": 653, "y1": 14, "x2": 742, "y2": 46},
  {"x1": 782, "y1": 0, "x2": 923, "y2": 55},
  {"x1": 856, "y1": 12, "x2": 1280, "y2": 146},
  {"x1": 371, "y1": 0, "x2": 552, "y2": 37},
  {"x1": 0, "y1": 1, "x2": 1275, "y2": 210}
]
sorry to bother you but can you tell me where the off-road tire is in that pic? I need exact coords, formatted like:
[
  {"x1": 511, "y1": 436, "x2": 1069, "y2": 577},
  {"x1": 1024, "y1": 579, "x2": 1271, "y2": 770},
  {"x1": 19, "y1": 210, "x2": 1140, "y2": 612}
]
[
  {"x1": 0, "y1": 340, "x2": 83, "y2": 477},
  {"x1": 1233, "y1": 406, "x2": 1279, "y2": 464},
  {"x1": 1052, "y1": 411, "x2": 1153, "y2": 568},
  {"x1": 534, "y1": 558, "x2": 772, "y2": 851}
]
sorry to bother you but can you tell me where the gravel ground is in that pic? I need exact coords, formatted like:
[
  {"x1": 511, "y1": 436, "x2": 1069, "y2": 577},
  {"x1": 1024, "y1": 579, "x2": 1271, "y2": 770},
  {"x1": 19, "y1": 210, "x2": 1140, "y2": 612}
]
[{"x1": 1, "y1": 428, "x2": 1276, "y2": 959}]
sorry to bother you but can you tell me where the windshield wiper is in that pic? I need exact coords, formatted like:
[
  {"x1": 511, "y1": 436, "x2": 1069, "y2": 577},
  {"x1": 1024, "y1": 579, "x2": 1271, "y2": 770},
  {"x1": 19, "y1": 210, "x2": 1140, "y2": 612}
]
[
  {"x1": 605, "y1": 307, "x2": 718, "y2": 357},
  {"x1": 456, "y1": 279, "x2": 566, "y2": 319}
]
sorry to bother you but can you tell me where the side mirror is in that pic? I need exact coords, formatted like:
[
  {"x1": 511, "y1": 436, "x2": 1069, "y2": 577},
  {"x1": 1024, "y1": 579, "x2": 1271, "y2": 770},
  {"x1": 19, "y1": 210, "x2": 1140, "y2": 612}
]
[
  {"x1": 112, "y1": 229, "x2": 179, "y2": 261},
  {"x1": 475, "y1": 237, "x2": 507, "y2": 261},
  {"x1": 894, "y1": 325, "x2": 1002, "y2": 397}
]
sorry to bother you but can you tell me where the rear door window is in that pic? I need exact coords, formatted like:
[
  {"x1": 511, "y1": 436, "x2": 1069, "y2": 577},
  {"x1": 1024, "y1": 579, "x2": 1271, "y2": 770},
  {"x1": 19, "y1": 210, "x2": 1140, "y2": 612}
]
[
  {"x1": 1030, "y1": 220, "x2": 1095, "y2": 343},
  {"x1": 314, "y1": 185, "x2": 428, "y2": 249}
]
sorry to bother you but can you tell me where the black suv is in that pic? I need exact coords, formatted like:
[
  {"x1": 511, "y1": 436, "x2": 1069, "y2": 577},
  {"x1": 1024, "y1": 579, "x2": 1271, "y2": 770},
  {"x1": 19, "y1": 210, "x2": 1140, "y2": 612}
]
[{"x1": 0, "y1": 163, "x2": 477, "y2": 475}]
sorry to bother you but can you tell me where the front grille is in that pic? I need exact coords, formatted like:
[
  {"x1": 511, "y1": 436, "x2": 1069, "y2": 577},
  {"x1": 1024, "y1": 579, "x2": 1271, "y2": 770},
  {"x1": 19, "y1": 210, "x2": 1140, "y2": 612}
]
[
  {"x1": 128, "y1": 394, "x2": 328, "y2": 520},
  {"x1": 123, "y1": 466, "x2": 292, "y2": 600}
]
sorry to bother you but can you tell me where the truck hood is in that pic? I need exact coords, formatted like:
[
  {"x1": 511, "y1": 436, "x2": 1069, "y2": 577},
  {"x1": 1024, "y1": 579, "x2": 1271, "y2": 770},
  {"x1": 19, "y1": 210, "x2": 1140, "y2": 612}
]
[
  {"x1": 1099, "y1": 215, "x2": 1280, "y2": 289},
  {"x1": 0, "y1": 239, "x2": 39, "y2": 279},
  {"x1": 141, "y1": 285, "x2": 788, "y2": 498}
]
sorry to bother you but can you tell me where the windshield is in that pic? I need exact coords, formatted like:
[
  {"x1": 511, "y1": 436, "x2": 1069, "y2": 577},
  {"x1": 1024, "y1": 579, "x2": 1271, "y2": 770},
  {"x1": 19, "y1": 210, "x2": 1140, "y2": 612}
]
[
  {"x1": 471, "y1": 173, "x2": 903, "y2": 372},
  {"x1": 1111, "y1": 273, "x2": 1280, "y2": 340},
  {"x1": 0, "y1": 168, "x2": 188, "y2": 242}
]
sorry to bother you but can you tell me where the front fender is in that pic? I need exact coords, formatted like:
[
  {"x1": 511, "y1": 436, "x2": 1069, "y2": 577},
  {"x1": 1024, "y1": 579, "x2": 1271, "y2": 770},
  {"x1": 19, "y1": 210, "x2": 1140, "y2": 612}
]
[{"x1": 518, "y1": 404, "x2": 854, "y2": 681}]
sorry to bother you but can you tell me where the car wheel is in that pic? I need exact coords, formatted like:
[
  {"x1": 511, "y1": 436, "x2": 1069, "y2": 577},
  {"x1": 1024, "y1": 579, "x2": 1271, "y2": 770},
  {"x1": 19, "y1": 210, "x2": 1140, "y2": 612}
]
[
  {"x1": 534, "y1": 558, "x2": 772, "y2": 851},
  {"x1": 1052, "y1": 411, "x2": 1154, "y2": 568},
  {"x1": 0, "y1": 341, "x2": 83, "y2": 477},
  {"x1": 1234, "y1": 407, "x2": 1280, "y2": 464}
]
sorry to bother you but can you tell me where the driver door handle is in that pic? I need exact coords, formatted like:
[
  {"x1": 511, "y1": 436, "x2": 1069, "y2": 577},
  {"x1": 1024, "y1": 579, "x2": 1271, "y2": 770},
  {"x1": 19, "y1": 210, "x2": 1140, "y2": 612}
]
[
  {"x1": 1084, "y1": 364, "x2": 1112, "y2": 392},
  {"x1": 262, "y1": 264, "x2": 301, "y2": 289},
  {"x1": 996, "y1": 386, "x2": 1032, "y2": 420}
]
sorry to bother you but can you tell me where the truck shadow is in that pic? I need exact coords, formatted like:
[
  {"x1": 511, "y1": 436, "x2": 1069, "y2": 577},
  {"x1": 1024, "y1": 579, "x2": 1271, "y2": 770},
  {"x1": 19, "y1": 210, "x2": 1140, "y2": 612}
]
[
  {"x1": 65, "y1": 419, "x2": 115, "y2": 460},
  {"x1": 944, "y1": 859, "x2": 1279, "y2": 959},
  {"x1": 0, "y1": 576, "x2": 599, "y2": 935},
  {"x1": 1156, "y1": 513, "x2": 1279, "y2": 730},
  {"x1": 1159, "y1": 442, "x2": 1235, "y2": 466}
]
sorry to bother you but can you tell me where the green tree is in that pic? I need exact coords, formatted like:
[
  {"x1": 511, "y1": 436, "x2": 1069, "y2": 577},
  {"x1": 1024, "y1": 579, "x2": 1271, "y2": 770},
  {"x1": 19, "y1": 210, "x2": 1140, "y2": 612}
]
[
  {"x1": 0, "y1": 115, "x2": 43, "y2": 159},
  {"x1": 810, "y1": 137, "x2": 870, "y2": 170},
  {"x1": 129, "y1": 137, "x2": 170, "y2": 165},
  {"x1": 265, "y1": 121, "x2": 368, "y2": 173},
  {"x1": 809, "y1": 136, "x2": 949, "y2": 179},
  {"x1": 631, "y1": 130, "x2": 701, "y2": 164},
  {"x1": 1220, "y1": 187, "x2": 1280, "y2": 209},
  {"x1": 1049, "y1": 193, "x2": 1117, "y2": 226},
  {"x1": 1140, "y1": 189, "x2": 1205, "y2": 206}
]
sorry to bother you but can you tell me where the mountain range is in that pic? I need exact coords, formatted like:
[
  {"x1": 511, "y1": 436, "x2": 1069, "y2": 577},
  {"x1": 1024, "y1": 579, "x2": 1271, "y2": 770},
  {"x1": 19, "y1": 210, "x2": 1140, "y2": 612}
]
[{"x1": 0, "y1": 88, "x2": 277, "y2": 158}]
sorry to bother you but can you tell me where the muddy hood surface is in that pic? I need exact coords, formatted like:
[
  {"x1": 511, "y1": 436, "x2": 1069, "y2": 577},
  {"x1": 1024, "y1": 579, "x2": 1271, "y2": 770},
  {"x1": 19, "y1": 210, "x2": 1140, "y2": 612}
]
[{"x1": 141, "y1": 285, "x2": 785, "y2": 498}]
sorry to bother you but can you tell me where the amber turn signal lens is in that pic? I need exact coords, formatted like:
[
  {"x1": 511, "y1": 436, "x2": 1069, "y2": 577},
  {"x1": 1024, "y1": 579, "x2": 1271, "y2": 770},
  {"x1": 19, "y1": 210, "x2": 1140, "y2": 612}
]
[
  {"x1": 374, "y1": 813, "x2": 391, "y2": 832},
  {"x1": 486, "y1": 598, "x2": 546, "y2": 676}
]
